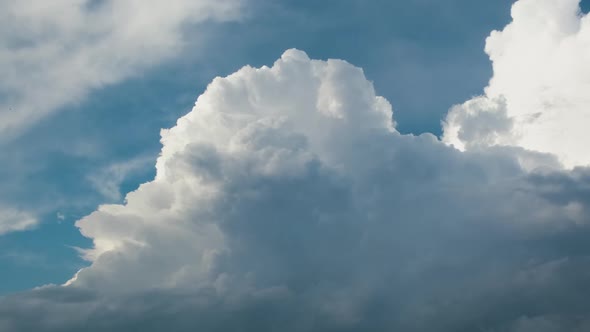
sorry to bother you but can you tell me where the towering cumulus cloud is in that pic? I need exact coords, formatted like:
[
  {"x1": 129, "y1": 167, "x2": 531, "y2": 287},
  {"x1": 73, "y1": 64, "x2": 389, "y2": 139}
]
[
  {"x1": 2, "y1": 1, "x2": 590, "y2": 331},
  {"x1": 443, "y1": 0, "x2": 590, "y2": 168}
]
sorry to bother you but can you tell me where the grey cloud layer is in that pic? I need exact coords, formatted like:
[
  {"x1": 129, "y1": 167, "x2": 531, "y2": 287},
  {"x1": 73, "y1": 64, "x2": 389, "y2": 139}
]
[{"x1": 1, "y1": 44, "x2": 590, "y2": 331}]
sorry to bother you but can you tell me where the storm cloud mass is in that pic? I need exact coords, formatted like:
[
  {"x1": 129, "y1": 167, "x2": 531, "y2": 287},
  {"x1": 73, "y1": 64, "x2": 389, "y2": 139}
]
[{"x1": 2, "y1": 1, "x2": 590, "y2": 331}]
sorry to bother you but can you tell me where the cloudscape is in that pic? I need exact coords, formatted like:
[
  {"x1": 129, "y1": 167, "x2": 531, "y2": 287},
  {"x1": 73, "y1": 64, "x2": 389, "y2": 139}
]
[{"x1": 1, "y1": 0, "x2": 590, "y2": 331}]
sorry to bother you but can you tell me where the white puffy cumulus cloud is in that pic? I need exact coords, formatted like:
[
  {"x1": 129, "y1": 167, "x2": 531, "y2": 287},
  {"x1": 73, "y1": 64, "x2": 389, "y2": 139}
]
[
  {"x1": 0, "y1": 0, "x2": 242, "y2": 138},
  {"x1": 0, "y1": 207, "x2": 37, "y2": 235},
  {"x1": 2, "y1": 49, "x2": 590, "y2": 331},
  {"x1": 443, "y1": 0, "x2": 590, "y2": 168},
  {"x1": 70, "y1": 49, "x2": 395, "y2": 289}
]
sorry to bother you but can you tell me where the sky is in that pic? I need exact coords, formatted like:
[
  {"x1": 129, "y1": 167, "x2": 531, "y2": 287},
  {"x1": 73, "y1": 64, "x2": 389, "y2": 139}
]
[{"x1": 1, "y1": 0, "x2": 590, "y2": 331}]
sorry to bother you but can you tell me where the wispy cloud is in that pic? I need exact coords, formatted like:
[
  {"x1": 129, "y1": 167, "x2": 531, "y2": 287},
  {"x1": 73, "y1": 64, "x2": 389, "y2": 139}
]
[
  {"x1": 0, "y1": 207, "x2": 37, "y2": 235},
  {"x1": 0, "y1": 0, "x2": 243, "y2": 139},
  {"x1": 87, "y1": 155, "x2": 155, "y2": 202}
]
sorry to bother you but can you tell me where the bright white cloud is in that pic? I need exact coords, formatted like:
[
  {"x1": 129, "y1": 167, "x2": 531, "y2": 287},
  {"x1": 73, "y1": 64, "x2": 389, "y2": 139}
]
[
  {"x1": 443, "y1": 0, "x2": 590, "y2": 168},
  {"x1": 0, "y1": 0, "x2": 243, "y2": 139},
  {"x1": 0, "y1": 207, "x2": 37, "y2": 235}
]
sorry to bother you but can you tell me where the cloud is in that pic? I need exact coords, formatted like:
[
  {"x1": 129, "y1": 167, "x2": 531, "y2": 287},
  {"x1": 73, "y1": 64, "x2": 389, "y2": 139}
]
[
  {"x1": 0, "y1": 207, "x2": 37, "y2": 235},
  {"x1": 86, "y1": 155, "x2": 155, "y2": 202},
  {"x1": 1, "y1": 44, "x2": 590, "y2": 331},
  {"x1": 443, "y1": 0, "x2": 590, "y2": 168},
  {"x1": 0, "y1": 0, "x2": 243, "y2": 139}
]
